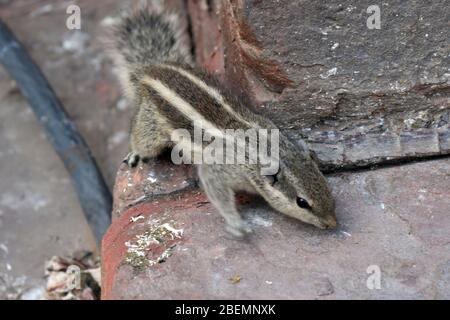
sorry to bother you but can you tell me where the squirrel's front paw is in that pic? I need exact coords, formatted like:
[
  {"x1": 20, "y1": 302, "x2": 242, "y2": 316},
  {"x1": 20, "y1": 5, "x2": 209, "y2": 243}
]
[
  {"x1": 123, "y1": 152, "x2": 140, "y2": 168},
  {"x1": 225, "y1": 220, "x2": 252, "y2": 238}
]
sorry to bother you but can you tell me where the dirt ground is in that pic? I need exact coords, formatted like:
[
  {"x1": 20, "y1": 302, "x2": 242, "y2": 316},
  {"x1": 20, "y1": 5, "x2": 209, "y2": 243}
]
[{"x1": 0, "y1": 0, "x2": 133, "y2": 299}]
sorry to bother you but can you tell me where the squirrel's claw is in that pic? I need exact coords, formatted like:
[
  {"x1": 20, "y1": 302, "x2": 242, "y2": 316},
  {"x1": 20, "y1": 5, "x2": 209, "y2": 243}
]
[
  {"x1": 225, "y1": 220, "x2": 252, "y2": 238},
  {"x1": 123, "y1": 152, "x2": 140, "y2": 168}
]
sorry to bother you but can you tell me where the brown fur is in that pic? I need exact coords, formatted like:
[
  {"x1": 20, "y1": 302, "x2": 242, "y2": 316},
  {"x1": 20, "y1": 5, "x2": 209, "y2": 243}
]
[{"x1": 109, "y1": 3, "x2": 337, "y2": 236}]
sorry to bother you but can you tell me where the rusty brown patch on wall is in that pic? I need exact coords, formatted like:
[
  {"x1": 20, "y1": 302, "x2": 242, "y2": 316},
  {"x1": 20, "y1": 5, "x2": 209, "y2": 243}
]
[
  {"x1": 187, "y1": 0, "x2": 293, "y2": 104},
  {"x1": 220, "y1": 0, "x2": 294, "y2": 103},
  {"x1": 187, "y1": 0, "x2": 224, "y2": 77}
]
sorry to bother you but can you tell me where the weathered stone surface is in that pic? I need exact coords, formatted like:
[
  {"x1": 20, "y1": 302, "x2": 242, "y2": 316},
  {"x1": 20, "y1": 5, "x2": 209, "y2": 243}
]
[
  {"x1": 102, "y1": 159, "x2": 450, "y2": 299},
  {"x1": 188, "y1": 0, "x2": 450, "y2": 168},
  {"x1": 112, "y1": 158, "x2": 195, "y2": 219}
]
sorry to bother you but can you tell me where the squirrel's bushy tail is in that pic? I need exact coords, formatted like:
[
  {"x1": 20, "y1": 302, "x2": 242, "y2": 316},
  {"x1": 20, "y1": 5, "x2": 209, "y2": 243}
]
[{"x1": 108, "y1": 1, "x2": 192, "y2": 98}]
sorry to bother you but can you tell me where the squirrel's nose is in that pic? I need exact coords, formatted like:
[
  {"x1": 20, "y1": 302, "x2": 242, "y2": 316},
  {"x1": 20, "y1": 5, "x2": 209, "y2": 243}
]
[{"x1": 323, "y1": 216, "x2": 337, "y2": 229}]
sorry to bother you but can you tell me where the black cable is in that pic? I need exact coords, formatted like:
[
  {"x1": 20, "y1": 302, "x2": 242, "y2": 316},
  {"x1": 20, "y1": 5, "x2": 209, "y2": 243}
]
[{"x1": 0, "y1": 19, "x2": 111, "y2": 246}]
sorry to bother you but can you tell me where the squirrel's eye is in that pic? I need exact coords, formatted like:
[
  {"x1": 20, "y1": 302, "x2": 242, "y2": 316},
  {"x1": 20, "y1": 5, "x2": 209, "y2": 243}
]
[{"x1": 296, "y1": 197, "x2": 311, "y2": 209}]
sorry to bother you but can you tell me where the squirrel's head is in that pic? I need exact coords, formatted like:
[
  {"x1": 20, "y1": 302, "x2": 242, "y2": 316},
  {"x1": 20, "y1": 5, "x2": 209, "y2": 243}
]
[{"x1": 252, "y1": 138, "x2": 337, "y2": 230}]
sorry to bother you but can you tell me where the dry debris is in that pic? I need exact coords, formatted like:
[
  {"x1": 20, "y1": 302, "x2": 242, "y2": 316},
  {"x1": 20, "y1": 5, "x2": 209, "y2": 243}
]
[
  {"x1": 229, "y1": 275, "x2": 242, "y2": 284},
  {"x1": 44, "y1": 250, "x2": 100, "y2": 300}
]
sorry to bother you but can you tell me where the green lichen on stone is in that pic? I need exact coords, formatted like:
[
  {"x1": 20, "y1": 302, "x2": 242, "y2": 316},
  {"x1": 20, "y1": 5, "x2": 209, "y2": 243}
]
[
  {"x1": 123, "y1": 221, "x2": 183, "y2": 274},
  {"x1": 124, "y1": 252, "x2": 152, "y2": 275}
]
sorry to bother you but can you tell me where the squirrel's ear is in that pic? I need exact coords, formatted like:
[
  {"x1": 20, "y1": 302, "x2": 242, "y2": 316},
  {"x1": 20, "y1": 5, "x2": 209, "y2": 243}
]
[
  {"x1": 265, "y1": 168, "x2": 280, "y2": 185},
  {"x1": 266, "y1": 174, "x2": 277, "y2": 185}
]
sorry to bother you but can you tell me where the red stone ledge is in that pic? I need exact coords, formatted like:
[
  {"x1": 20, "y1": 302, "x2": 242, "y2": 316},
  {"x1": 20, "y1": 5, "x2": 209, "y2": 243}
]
[
  {"x1": 101, "y1": 159, "x2": 450, "y2": 299},
  {"x1": 101, "y1": 189, "x2": 209, "y2": 300}
]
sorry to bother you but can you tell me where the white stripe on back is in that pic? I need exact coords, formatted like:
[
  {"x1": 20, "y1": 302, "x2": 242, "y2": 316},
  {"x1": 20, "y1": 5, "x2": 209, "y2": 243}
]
[{"x1": 159, "y1": 64, "x2": 255, "y2": 128}]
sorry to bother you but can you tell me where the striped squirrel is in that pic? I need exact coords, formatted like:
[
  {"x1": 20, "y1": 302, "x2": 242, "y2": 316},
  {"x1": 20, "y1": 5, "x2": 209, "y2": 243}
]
[{"x1": 109, "y1": 3, "x2": 337, "y2": 236}]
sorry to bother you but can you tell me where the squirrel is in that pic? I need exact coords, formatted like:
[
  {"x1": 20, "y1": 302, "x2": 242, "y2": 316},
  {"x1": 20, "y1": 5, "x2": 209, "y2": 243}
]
[{"x1": 109, "y1": 2, "x2": 337, "y2": 237}]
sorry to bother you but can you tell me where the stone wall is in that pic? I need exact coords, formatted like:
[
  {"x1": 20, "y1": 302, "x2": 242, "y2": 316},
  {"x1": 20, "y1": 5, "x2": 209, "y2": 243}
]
[{"x1": 188, "y1": 0, "x2": 450, "y2": 170}]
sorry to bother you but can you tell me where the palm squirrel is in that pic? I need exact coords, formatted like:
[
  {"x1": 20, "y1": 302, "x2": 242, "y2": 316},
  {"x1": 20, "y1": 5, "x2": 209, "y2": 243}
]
[{"x1": 109, "y1": 3, "x2": 337, "y2": 236}]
